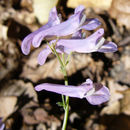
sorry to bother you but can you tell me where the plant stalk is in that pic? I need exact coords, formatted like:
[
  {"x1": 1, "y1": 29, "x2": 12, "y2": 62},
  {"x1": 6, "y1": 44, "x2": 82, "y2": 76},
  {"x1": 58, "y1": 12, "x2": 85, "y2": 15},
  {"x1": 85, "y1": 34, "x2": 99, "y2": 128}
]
[{"x1": 53, "y1": 49, "x2": 69, "y2": 130}]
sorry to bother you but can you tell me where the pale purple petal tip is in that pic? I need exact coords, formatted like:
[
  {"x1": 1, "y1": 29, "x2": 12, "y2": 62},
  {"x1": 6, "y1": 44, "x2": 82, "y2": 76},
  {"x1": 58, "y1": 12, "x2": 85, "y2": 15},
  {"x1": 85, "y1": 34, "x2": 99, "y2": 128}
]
[
  {"x1": 38, "y1": 48, "x2": 52, "y2": 65},
  {"x1": 48, "y1": 7, "x2": 61, "y2": 26},
  {"x1": 86, "y1": 85, "x2": 110, "y2": 105},
  {"x1": 35, "y1": 84, "x2": 44, "y2": 91},
  {"x1": 81, "y1": 18, "x2": 101, "y2": 30},
  {"x1": 86, "y1": 78, "x2": 93, "y2": 85},
  {"x1": 32, "y1": 35, "x2": 44, "y2": 48},
  {"x1": 74, "y1": 5, "x2": 85, "y2": 14},
  {"x1": 96, "y1": 28, "x2": 104, "y2": 35},
  {"x1": 72, "y1": 30, "x2": 82, "y2": 39},
  {"x1": 21, "y1": 34, "x2": 32, "y2": 55},
  {"x1": 99, "y1": 41, "x2": 118, "y2": 53}
]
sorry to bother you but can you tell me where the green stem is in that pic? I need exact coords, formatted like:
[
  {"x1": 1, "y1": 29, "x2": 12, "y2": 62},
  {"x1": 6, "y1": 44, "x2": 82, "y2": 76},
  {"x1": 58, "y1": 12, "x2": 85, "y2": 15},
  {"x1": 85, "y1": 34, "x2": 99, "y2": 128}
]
[
  {"x1": 62, "y1": 96, "x2": 69, "y2": 130},
  {"x1": 52, "y1": 44, "x2": 69, "y2": 130},
  {"x1": 62, "y1": 95, "x2": 66, "y2": 110},
  {"x1": 61, "y1": 54, "x2": 69, "y2": 130}
]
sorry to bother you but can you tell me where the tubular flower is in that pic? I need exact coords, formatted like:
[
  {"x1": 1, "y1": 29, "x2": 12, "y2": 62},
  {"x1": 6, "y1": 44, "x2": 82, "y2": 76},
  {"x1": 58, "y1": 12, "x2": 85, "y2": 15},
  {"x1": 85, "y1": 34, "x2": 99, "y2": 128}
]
[
  {"x1": 35, "y1": 79, "x2": 110, "y2": 105},
  {"x1": 38, "y1": 28, "x2": 117, "y2": 65},
  {"x1": 21, "y1": 5, "x2": 101, "y2": 54},
  {"x1": 32, "y1": 6, "x2": 100, "y2": 48},
  {"x1": 21, "y1": 7, "x2": 61, "y2": 55}
]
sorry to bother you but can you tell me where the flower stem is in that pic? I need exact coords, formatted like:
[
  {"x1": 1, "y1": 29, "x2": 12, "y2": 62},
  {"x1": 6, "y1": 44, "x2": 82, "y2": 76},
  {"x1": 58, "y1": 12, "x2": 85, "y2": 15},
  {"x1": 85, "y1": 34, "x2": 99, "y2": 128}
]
[
  {"x1": 62, "y1": 96, "x2": 69, "y2": 130},
  {"x1": 62, "y1": 55, "x2": 69, "y2": 130},
  {"x1": 62, "y1": 95, "x2": 66, "y2": 110},
  {"x1": 53, "y1": 49, "x2": 69, "y2": 130}
]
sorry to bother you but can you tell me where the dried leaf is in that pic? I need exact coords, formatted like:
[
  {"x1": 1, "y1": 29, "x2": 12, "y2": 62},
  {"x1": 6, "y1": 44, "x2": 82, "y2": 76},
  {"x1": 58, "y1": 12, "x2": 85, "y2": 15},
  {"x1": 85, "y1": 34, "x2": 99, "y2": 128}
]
[
  {"x1": 121, "y1": 90, "x2": 130, "y2": 115},
  {"x1": 67, "y1": 0, "x2": 112, "y2": 11},
  {"x1": 69, "y1": 112, "x2": 80, "y2": 123},
  {"x1": 33, "y1": 0, "x2": 59, "y2": 24},
  {"x1": 21, "y1": 101, "x2": 39, "y2": 125},
  {"x1": 0, "y1": 96, "x2": 17, "y2": 119},
  {"x1": 0, "y1": 24, "x2": 8, "y2": 40},
  {"x1": 36, "y1": 123, "x2": 47, "y2": 130},
  {"x1": 34, "y1": 108, "x2": 48, "y2": 122},
  {"x1": 0, "y1": 40, "x2": 20, "y2": 81},
  {"x1": 100, "y1": 79, "x2": 128, "y2": 115},
  {"x1": 101, "y1": 101, "x2": 120, "y2": 115},
  {"x1": 0, "y1": 80, "x2": 38, "y2": 102},
  {"x1": 21, "y1": 102, "x2": 60, "y2": 128},
  {"x1": 111, "y1": 46, "x2": 130, "y2": 85},
  {"x1": 109, "y1": 0, "x2": 130, "y2": 29},
  {"x1": 21, "y1": 0, "x2": 33, "y2": 12}
]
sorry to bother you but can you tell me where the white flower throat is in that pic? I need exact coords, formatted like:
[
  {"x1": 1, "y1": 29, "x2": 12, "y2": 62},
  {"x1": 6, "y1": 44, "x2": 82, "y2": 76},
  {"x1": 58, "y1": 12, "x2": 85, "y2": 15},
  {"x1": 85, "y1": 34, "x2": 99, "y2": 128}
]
[
  {"x1": 95, "y1": 37, "x2": 105, "y2": 50},
  {"x1": 85, "y1": 87, "x2": 96, "y2": 97}
]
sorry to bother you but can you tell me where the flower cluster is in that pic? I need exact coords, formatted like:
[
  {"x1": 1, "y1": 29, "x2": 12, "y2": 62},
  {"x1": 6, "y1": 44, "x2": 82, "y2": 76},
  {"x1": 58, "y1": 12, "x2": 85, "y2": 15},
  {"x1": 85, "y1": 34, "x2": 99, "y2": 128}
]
[{"x1": 21, "y1": 5, "x2": 117, "y2": 105}]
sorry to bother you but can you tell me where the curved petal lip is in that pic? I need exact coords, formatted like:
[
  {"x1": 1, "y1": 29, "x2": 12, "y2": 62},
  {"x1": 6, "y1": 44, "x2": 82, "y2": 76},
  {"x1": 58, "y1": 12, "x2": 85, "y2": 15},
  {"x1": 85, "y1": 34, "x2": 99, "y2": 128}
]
[
  {"x1": 86, "y1": 85, "x2": 110, "y2": 105},
  {"x1": 38, "y1": 48, "x2": 52, "y2": 65},
  {"x1": 86, "y1": 94, "x2": 109, "y2": 105},
  {"x1": 21, "y1": 38, "x2": 32, "y2": 55},
  {"x1": 74, "y1": 5, "x2": 85, "y2": 13},
  {"x1": 98, "y1": 42, "x2": 118, "y2": 52},
  {"x1": 80, "y1": 18, "x2": 101, "y2": 30},
  {"x1": 21, "y1": 6, "x2": 61, "y2": 55}
]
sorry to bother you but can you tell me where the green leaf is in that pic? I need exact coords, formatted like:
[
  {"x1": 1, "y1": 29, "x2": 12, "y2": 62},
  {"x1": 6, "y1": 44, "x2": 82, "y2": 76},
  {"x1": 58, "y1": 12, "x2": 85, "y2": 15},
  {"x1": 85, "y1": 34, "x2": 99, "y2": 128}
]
[{"x1": 56, "y1": 102, "x2": 64, "y2": 107}]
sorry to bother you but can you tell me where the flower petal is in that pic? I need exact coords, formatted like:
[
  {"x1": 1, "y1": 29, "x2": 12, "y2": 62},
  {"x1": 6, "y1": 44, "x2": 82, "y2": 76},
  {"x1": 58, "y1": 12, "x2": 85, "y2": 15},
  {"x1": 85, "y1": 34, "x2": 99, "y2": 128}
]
[
  {"x1": 56, "y1": 28, "x2": 104, "y2": 53},
  {"x1": 47, "y1": 7, "x2": 61, "y2": 26},
  {"x1": 32, "y1": 6, "x2": 85, "y2": 48},
  {"x1": 72, "y1": 30, "x2": 82, "y2": 39},
  {"x1": 55, "y1": 28, "x2": 117, "y2": 53},
  {"x1": 74, "y1": 5, "x2": 85, "y2": 14},
  {"x1": 68, "y1": 5, "x2": 85, "y2": 20},
  {"x1": 56, "y1": 46, "x2": 71, "y2": 54},
  {"x1": 35, "y1": 83, "x2": 87, "y2": 99},
  {"x1": 35, "y1": 79, "x2": 110, "y2": 105},
  {"x1": 21, "y1": 34, "x2": 33, "y2": 55},
  {"x1": 80, "y1": 18, "x2": 101, "y2": 30},
  {"x1": 21, "y1": 7, "x2": 60, "y2": 55},
  {"x1": 98, "y1": 41, "x2": 118, "y2": 52},
  {"x1": 86, "y1": 78, "x2": 93, "y2": 85},
  {"x1": 86, "y1": 84, "x2": 110, "y2": 105},
  {"x1": 38, "y1": 48, "x2": 52, "y2": 65}
]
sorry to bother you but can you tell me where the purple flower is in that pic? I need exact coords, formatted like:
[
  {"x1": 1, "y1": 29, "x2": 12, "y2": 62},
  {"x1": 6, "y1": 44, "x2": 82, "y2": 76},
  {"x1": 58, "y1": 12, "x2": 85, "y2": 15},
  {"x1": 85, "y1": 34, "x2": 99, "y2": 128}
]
[
  {"x1": 55, "y1": 28, "x2": 117, "y2": 53},
  {"x1": 32, "y1": 6, "x2": 100, "y2": 48},
  {"x1": 21, "y1": 7, "x2": 61, "y2": 55},
  {"x1": 35, "y1": 79, "x2": 110, "y2": 105},
  {"x1": 21, "y1": 5, "x2": 101, "y2": 54},
  {"x1": 0, "y1": 118, "x2": 5, "y2": 130},
  {"x1": 38, "y1": 28, "x2": 117, "y2": 65}
]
